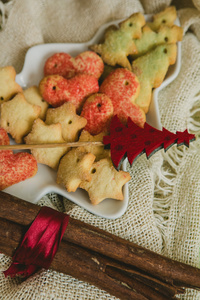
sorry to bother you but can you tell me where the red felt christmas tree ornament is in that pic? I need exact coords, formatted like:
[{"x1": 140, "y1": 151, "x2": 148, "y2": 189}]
[{"x1": 103, "y1": 115, "x2": 196, "y2": 169}]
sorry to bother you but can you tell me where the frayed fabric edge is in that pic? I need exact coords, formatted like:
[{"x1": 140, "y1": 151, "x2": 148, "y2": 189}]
[
  {"x1": 153, "y1": 92, "x2": 200, "y2": 248},
  {"x1": 153, "y1": 145, "x2": 187, "y2": 246}
]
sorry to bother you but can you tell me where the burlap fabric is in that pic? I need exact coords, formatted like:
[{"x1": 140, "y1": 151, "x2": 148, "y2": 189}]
[{"x1": 0, "y1": 0, "x2": 200, "y2": 299}]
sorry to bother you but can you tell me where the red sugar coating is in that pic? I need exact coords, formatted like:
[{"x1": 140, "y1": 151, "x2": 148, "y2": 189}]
[
  {"x1": 100, "y1": 68, "x2": 140, "y2": 106},
  {"x1": 0, "y1": 148, "x2": 13, "y2": 162},
  {"x1": 66, "y1": 74, "x2": 99, "y2": 111},
  {"x1": 39, "y1": 75, "x2": 70, "y2": 107},
  {"x1": 0, "y1": 127, "x2": 10, "y2": 145},
  {"x1": 39, "y1": 74, "x2": 99, "y2": 111},
  {"x1": 114, "y1": 100, "x2": 146, "y2": 128},
  {"x1": 0, "y1": 128, "x2": 13, "y2": 160},
  {"x1": 75, "y1": 51, "x2": 104, "y2": 79},
  {"x1": 0, "y1": 128, "x2": 38, "y2": 190},
  {"x1": 44, "y1": 53, "x2": 76, "y2": 78},
  {"x1": 0, "y1": 152, "x2": 38, "y2": 190},
  {"x1": 44, "y1": 51, "x2": 104, "y2": 79},
  {"x1": 81, "y1": 93, "x2": 113, "y2": 135},
  {"x1": 99, "y1": 68, "x2": 145, "y2": 126}
]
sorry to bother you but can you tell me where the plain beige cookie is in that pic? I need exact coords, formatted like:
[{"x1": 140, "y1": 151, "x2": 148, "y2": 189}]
[
  {"x1": 0, "y1": 66, "x2": 22, "y2": 103},
  {"x1": 45, "y1": 102, "x2": 87, "y2": 142},
  {"x1": 57, "y1": 148, "x2": 96, "y2": 192},
  {"x1": 25, "y1": 118, "x2": 69, "y2": 170},
  {"x1": 0, "y1": 93, "x2": 41, "y2": 143},
  {"x1": 146, "y1": 6, "x2": 177, "y2": 31},
  {"x1": 80, "y1": 157, "x2": 131, "y2": 205},
  {"x1": 23, "y1": 86, "x2": 49, "y2": 120},
  {"x1": 78, "y1": 130, "x2": 110, "y2": 161}
]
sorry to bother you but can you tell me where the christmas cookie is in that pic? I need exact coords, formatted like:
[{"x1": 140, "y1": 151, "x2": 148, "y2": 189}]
[
  {"x1": 0, "y1": 128, "x2": 38, "y2": 190},
  {"x1": 80, "y1": 157, "x2": 131, "y2": 205},
  {"x1": 90, "y1": 12, "x2": 145, "y2": 70},
  {"x1": 25, "y1": 118, "x2": 69, "y2": 170},
  {"x1": 44, "y1": 51, "x2": 104, "y2": 79},
  {"x1": 78, "y1": 130, "x2": 110, "y2": 161},
  {"x1": 0, "y1": 93, "x2": 41, "y2": 143},
  {"x1": 80, "y1": 93, "x2": 113, "y2": 135},
  {"x1": 45, "y1": 102, "x2": 87, "y2": 142},
  {"x1": 74, "y1": 51, "x2": 104, "y2": 79},
  {"x1": 99, "y1": 68, "x2": 145, "y2": 126},
  {"x1": 39, "y1": 73, "x2": 99, "y2": 111},
  {"x1": 44, "y1": 52, "x2": 76, "y2": 78},
  {"x1": 0, "y1": 127, "x2": 13, "y2": 159},
  {"x1": 57, "y1": 148, "x2": 96, "y2": 192},
  {"x1": 146, "y1": 6, "x2": 177, "y2": 31},
  {"x1": 130, "y1": 24, "x2": 183, "y2": 60},
  {"x1": 132, "y1": 44, "x2": 177, "y2": 113},
  {"x1": 0, "y1": 66, "x2": 22, "y2": 104},
  {"x1": 23, "y1": 85, "x2": 49, "y2": 120}
]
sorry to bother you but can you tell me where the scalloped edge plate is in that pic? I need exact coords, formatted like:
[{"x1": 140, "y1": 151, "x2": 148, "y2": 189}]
[{"x1": 3, "y1": 14, "x2": 181, "y2": 219}]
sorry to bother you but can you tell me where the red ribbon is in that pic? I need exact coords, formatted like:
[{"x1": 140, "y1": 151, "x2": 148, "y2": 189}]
[{"x1": 3, "y1": 206, "x2": 69, "y2": 278}]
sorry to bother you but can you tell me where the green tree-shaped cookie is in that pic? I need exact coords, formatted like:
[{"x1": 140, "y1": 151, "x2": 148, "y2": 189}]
[{"x1": 90, "y1": 13, "x2": 145, "y2": 70}]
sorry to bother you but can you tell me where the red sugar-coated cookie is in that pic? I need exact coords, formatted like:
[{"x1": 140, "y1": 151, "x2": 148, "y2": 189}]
[
  {"x1": 99, "y1": 68, "x2": 145, "y2": 126},
  {"x1": 44, "y1": 51, "x2": 104, "y2": 79},
  {"x1": 0, "y1": 152, "x2": 38, "y2": 190},
  {"x1": 114, "y1": 100, "x2": 146, "y2": 128},
  {"x1": 0, "y1": 128, "x2": 38, "y2": 190},
  {"x1": 0, "y1": 127, "x2": 12, "y2": 160},
  {"x1": 74, "y1": 51, "x2": 104, "y2": 79},
  {"x1": 44, "y1": 53, "x2": 76, "y2": 78},
  {"x1": 39, "y1": 73, "x2": 99, "y2": 111},
  {"x1": 100, "y1": 68, "x2": 140, "y2": 105},
  {"x1": 80, "y1": 93, "x2": 113, "y2": 135},
  {"x1": 0, "y1": 127, "x2": 10, "y2": 146}
]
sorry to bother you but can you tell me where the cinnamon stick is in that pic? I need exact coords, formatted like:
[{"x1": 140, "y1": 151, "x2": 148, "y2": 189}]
[
  {"x1": 105, "y1": 266, "x2": 179, "y2": 300},
  {"x1": 1, "y1": 191, "x2": 200, "y2": 290},
  {"x1": 0, "y1": 216, "x2": 154, "y2": 300},
  {"x1": 0, "y1": 219, "x2": 181, "y2": 300},
  {"x1": 106, "y1": 261, "x2": 185, "y2": 297}
]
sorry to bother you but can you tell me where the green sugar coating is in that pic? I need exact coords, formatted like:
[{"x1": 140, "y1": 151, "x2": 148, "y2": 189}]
[
  {"x1": 130, "y1": 24, "x2": 183, "y2": 59},
  {"x1": 132, "y1": 43, "x2": 177, "y2": 113},
  {"x1": 90, "y1": 13, "x2": 145, "y2": 70}
]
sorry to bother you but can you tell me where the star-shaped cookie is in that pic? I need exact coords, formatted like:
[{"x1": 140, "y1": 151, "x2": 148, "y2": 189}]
[
  {"x1": 23, "y1": 85, "x2": 49, "y2": 120},
  {"x1": 0, "y1": 92, "x2": 41, "y2": 143},
  {"x1": 80, "y1": 157, "x2": 131, "y2": 205},
  {"x1": 0, "y1": 66, "x2": 22, "y2": 103},
  {"x1": 25, "y1": 118, "x2": 69, "y2": 170},
  {"x1": 45, "y1": 102, "x2": 87, "y2": 142}
]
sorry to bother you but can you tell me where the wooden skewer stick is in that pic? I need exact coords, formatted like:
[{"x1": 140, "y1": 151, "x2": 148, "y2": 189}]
[{"x1": 0, "y1": 141, "x2": 104, "y2": 151}]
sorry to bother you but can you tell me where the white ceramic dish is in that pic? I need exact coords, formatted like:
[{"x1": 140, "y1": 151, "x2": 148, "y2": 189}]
[{"x1": 4, "y1": 15, "x2": 181, "y2": 219}]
